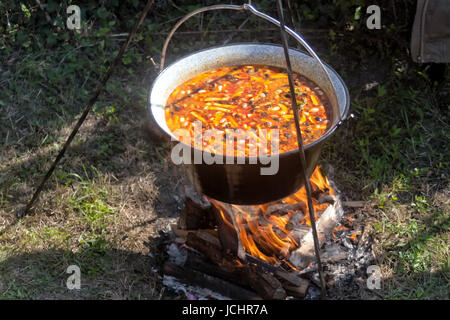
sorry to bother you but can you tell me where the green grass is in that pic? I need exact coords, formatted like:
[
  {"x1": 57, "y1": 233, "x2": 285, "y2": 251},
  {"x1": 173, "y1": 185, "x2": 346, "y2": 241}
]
[{"x1": 326, "y1": 68, "x2": 450, "y2": 298}]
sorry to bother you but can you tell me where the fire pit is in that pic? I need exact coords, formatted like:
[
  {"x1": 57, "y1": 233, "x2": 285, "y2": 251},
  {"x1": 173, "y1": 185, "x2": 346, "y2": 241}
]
[{"x1": 162, "y1": 167, "x2": 351, "y2": 299}]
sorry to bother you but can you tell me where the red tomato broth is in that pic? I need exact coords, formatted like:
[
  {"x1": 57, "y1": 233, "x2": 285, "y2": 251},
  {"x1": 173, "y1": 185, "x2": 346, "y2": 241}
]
[{"x1": 165, "y1": 65, "x2": 330, "y2": 157}]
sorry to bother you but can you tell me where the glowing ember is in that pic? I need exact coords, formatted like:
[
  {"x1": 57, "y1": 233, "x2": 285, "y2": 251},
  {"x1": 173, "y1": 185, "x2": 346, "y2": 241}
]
[
  {"x1": 332, "y1": 226, "x2": 349, "y2": 239},
  {"x1": 210, "y1": 166, "x2": 334, "y2": 268},
  {"x1": 349, "y1": 232, "x2": 359, "y2": 243}
]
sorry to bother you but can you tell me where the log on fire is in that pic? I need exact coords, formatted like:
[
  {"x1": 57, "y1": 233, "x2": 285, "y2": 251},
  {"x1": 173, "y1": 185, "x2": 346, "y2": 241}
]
[
  {"x1": 244, "y1": 253, "x2": 310, "y2": 297},
  {"x1": 247, "y1": 267, "x2": 286, "y2": 300},
  {"x1": 266, "y1": 202, "x2": 306, "y2": 216},
  {"x1": 186, "y1": 230, "x2": 224, "y2": 263},
  {"x1": 210, "y1": 201, "x2": 247, "y2": 261},
  {"x1": 288, "y1": 195, "x2": 344, "y2": 268},
  {"x1": 163, "y1": 262, "x2": 261, "y2": 300},
  {"x1": 178, "y1": 186, "x2": 216, "y2": 230},
  {"x1": 169, "y1": 226, "x2": 310, "y2": 300},
  {"x1": 285, "y1": 211, "x2": 305, "y2": 231},
  {"x1": 283, "y1": 283, "x2": 310, "y2": 298}
]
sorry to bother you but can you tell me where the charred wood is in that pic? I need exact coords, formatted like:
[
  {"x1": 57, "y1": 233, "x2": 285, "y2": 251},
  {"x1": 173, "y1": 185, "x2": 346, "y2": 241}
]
[
  {"x1": 266, "y1": 202, "x2": 306, "y2": 215},
  {"x1": 178, "y1": 188, "x2": 215, "y2": 230},
  {"x1": 210, "y1": 201, "x2": 246, "y2": 261},
  {"x1": 285, "y1": 211, "x2": 305, "y2": 231},
  {"x1": 184, "y1": 252, "x2": 246, "y2": 285},
  {"x1": 186, "y1": 231, "x2": 223, "y2": 263},
  {"x1": 283, "y1": 281, "x2": 310, "y2": 298},
  {"x1": 247, "y1": 267, "x2": 286, "y2": 300},
  {"x1": 163, "y1": 262, "x2": 260, "y2": 300},
  {"x1": 317, "y1": 195, "x2": 336, "y2": 205}
]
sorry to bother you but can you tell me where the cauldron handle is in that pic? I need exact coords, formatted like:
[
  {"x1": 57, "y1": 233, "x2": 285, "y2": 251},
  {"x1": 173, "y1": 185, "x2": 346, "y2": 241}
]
[{"x1": 160, "y1": 3, "x2": 342, "y2": 122}]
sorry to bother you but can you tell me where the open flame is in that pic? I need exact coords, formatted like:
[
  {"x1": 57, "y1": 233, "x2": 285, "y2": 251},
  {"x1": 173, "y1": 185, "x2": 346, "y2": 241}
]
[{"x1": 211, "y1": 166, "x2": 334, "y2": 268}]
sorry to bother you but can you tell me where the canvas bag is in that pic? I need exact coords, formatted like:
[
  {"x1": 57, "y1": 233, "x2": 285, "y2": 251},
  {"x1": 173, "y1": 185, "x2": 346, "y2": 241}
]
[{"x1": 411, "y1": 0, "x2": 450, "y2": 63}]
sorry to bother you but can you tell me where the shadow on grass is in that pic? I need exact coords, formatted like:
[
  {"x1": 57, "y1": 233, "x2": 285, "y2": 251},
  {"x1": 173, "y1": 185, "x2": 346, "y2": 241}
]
[
  {"x1": 0, "y1": 87, "x2": 179, "y2": 213},
  {"x1": 0, "y1": 231, "x2": 172, "y2": 300}
]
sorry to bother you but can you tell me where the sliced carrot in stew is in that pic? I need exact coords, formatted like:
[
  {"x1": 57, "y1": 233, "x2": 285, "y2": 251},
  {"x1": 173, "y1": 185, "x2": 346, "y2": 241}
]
[{"x1": 165, "y1": 65, "x2": 330, "y2": 157}]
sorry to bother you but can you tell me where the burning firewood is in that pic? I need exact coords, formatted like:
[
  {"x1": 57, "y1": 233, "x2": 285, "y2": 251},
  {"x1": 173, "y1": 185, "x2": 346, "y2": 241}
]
[
  {"x1": 210, "y1": 201, "x2": 247, "y2": 261},
  {"x1": 288, "y1": 225, "x2": 310, "y2": 245},
  {"x1": 288, "y1": 195, "x2": 344, "y2": 268},
  {"x1": 247, "y1": 268, "x2": 286, "y2": 300},
  {"x1": 186, "y1": 231, "x2": 223, "y2": 263},
  {"x1": 317, "y1": 194, "x2": 336, "y2": 205},
  {"x1": 163, "y1": 262, "x2": 260, "y2": 300},
  {"x1": 184, "y1": 252, "x2": 247, "y2": 286},
  {"x1": 285, "y1": 211, "x2": 305, "y2": 231},
  {"x1": 266, "y1": 201, "x2": 306, "y2": 216},
  {"x1": 178, "y1": 186, "x2": 215, "y2": 230},
  {"x1": 283, "y1": 283, "x2": 310, "y2": 298},
  {"x1": 311, "y1": 188, "x2": 329, "y2": 200}
]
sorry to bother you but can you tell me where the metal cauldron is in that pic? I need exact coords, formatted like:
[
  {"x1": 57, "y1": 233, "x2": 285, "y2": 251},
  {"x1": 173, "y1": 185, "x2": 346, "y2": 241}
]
[{"x1": 149, "y1": 4, "x2": 350, "y2": 204}]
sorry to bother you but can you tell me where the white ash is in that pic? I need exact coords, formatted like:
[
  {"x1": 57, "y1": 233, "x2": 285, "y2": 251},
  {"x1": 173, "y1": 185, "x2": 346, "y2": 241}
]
[
  {"x1": 167, "y1": 243, "x2": 187, "y2": 266},
  {"x1": 305, "y1": 231, "x2": 376, "y2": 299},
  {"x1": 305, "y1": 285, "x2": 321, "y2": 300},
  {"x1": 163, "y1": 275, "x2": 231, "y2": 300}
]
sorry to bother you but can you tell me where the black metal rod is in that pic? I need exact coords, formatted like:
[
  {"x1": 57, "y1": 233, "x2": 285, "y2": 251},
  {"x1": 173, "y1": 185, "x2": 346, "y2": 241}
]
[
  {"x1": 284, "y1": 0, "x2": 296, "y2": 30},
  {"x1": 21, "y1": 0, "x2": 156, "y2": 217},
  {"x1": 275, "y1": 0, "x2": 327, "y2": 297}
]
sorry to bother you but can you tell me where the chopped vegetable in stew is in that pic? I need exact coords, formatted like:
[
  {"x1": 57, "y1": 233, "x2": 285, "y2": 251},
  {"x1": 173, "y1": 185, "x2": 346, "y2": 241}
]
[{"x1": 165, "y1": 65, "x2": 330, "y2": 156}]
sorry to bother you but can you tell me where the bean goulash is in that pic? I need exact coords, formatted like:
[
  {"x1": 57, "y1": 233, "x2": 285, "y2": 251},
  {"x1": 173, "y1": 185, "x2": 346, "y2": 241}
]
[{"x1": 165, "y1": 65, "x2": 330, "y2": 156}]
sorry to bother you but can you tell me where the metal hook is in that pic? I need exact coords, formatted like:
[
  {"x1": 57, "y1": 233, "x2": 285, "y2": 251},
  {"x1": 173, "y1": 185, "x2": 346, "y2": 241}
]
[{"x1": 158, "y1": 3, "x2": 343, "y2": 123}]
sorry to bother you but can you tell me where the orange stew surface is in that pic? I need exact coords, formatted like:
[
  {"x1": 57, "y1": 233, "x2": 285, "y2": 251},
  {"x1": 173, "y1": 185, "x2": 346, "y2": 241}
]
[{"x1": 165, "y1": 65, "x2": 329, "y2": 156}]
